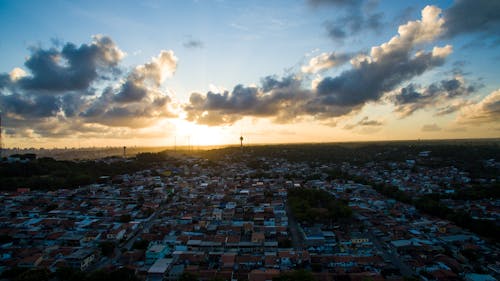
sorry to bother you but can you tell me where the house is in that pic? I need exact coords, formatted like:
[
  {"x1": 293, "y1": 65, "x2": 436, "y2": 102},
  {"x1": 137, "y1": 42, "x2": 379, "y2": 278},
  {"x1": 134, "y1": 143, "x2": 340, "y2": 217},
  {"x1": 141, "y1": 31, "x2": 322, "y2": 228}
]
[
  {"x1": 248, "y1": 269, "x2": 280, "y2": 281},
  {"x1": 66, "y1": 249, "x2": 95, "y2": 271},
  {"x1": 147, "y1": 258, "x2": 173, "y2": 281},
  {"x1": 146, "y1": 244, "x2": 170, "y2": 265},
  {"x1": 18, "y1": 253, "x2": 43, "y2": 268}
]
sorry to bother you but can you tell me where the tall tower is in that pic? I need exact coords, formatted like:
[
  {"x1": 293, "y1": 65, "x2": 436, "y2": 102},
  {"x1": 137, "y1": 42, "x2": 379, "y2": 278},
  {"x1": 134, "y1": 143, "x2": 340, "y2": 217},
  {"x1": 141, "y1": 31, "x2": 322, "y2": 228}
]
[
  {"x1": 123, "y1": 146, "x2": 126, "y2": 158},
  {"x1": 240, "y1": 135, "x2": 243, "y2": 149}
]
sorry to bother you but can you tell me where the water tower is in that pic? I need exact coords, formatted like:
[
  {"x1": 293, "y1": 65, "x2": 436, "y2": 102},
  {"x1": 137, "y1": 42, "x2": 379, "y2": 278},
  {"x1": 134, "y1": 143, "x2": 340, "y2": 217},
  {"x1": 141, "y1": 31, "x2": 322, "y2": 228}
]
[{"x1": 240, "y1": 135, "x2": 243, "y2": 149}]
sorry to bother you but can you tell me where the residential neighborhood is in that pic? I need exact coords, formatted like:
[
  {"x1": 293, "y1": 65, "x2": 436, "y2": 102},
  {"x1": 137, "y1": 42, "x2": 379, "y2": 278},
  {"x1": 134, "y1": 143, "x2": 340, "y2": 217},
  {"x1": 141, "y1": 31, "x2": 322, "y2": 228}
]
[{"x1": 0, "y1": 146, "x2": 498, "y2": 281}]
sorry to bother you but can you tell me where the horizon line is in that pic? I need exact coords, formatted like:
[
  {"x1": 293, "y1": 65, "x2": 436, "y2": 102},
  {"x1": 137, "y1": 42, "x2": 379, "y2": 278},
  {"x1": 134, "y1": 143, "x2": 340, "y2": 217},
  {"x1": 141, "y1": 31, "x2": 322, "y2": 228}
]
[{"x1": 2, "y1": 137, "x2": 499, "y2": 151}]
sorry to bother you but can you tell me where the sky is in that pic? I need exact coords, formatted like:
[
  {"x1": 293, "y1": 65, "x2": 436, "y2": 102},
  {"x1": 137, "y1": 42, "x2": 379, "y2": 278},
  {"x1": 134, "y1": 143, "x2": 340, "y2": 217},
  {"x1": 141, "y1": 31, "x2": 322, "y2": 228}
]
[{"x1": 0, "y1": 0, "x2": 499, "y2": 148}]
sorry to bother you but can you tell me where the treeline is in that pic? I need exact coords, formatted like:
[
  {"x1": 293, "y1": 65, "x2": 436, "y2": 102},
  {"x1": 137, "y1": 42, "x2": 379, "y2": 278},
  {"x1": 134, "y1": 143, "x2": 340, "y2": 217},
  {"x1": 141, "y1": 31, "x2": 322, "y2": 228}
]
[
  {"x1": 288, "y1": 187, "x2": 352, "y2": 224},
  {"x1": 196, "y1": 141, "x2": 499, "y2": 179},
  {"x1": 0, "y1": 152, "x2": 176, "y2": 191}
]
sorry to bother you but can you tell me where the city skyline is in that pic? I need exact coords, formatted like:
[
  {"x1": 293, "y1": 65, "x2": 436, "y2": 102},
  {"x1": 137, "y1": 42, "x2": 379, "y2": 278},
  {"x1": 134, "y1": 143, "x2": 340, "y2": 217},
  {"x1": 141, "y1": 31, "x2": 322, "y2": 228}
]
[{"x1": 0, "y1": 0, "x2": 499, "y2": 148}]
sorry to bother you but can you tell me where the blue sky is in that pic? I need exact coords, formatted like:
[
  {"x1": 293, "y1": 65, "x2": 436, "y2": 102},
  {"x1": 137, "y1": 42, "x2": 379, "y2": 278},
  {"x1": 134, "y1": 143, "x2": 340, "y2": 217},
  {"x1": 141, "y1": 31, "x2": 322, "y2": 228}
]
[{"x1": 0, "y1": 0, "x2": 499, "y2": 147}]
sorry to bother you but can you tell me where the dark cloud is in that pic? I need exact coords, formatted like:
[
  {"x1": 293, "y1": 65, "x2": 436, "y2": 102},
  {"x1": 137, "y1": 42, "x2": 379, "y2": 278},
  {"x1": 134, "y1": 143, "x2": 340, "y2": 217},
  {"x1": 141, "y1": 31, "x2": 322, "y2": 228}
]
[
  {"x1": 19, "y1": 35, "x2": 124, "y2": 92},
  {"x1": 185, "y1": 6, "x2": 452, "y2": 125},
  {"x1": 61, "y1": 94, "x2": 85, "y2": 117},
  {"x1": 315, "y1": 49, "x2": 448, "y2": 108},
  {"x1": 421, "y1": 123, "x2": 441, "y2": 132},
  {"x1": 435, "y1": 100, "x2": 472, "y2": 116},
  {"x1": 311, "y1": 0, "x2": 384, "y2": 42},
  {"x1": 0, "y1": 36, "x2": 177, "y2": 138},
  {"x1": 113, "y1": 80, "x2": 148, "y2": 103},
  {"x1": 324, "y1": 11, "x2": 384, "y2": 41},
  {"x1": 185, "y1": 76, "x2": 311, "y2": 126},
  {"x1": 0, "y1": 74, "x2": 11, "y2": 89},
  {"x1": 392, "y1": 78, "x2": 477, "y2": 117},
  {"x1": 260, "y1": 75, "x2": 298, "y2": 92},
  {"x1": 307, "y1": 6, "x2": 449, "y2": 115},
  {"x1": 443, "y1": 0, "x2": 500, "y2": 39},
  {"x1": 344, "y1": 116, "x2": 383, "y2": 130},
  {"x1": 0, "y1": 93, "x2": 61, "y2": 118},
  {"x1": 183, "y1": 39, "x2": 204, "y2": 49}
]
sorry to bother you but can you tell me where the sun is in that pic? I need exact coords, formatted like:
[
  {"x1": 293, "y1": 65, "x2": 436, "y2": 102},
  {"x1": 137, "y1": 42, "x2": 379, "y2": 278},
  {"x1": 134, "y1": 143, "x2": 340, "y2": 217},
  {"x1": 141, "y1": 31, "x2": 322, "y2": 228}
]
[{"x1": 170, "y1": 119, "x2": 234, "y2": 146}]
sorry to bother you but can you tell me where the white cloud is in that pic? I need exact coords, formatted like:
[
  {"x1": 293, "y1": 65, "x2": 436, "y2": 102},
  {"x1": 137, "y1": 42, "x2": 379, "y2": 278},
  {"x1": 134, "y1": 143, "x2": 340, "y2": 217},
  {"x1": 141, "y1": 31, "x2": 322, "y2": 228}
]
[
  {"x1": 301, "y1": 52, "x2": 350, "y2": 73},
  {"x1": 457, "y1": 89, "x2": 500, "y2": 124},
  {"x1": 9, "y1": 67, "x2": 26, "y2": 81}
]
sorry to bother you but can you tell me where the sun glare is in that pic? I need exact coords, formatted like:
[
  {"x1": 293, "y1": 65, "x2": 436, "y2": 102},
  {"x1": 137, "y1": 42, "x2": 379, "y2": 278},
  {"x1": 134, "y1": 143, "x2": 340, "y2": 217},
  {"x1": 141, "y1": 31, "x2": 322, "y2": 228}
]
[{"x1": 170, "y1": 119, "x2": 234, "y2": 146}]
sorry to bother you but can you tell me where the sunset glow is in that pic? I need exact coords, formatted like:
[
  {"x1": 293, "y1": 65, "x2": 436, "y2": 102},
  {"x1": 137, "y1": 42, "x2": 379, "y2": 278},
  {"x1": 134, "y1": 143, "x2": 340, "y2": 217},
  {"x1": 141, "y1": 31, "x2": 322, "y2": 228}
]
[{"x1": 0, "y1": 0, "x2": 499, "y2": 148}]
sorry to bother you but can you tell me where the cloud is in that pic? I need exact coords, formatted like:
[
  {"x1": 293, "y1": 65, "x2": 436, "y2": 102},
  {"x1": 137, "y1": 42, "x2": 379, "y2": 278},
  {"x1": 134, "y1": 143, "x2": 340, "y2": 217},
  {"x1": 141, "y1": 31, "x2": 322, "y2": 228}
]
[
  {"x1": 113, "y1": 50, "x2": 177, "y2": 103},
  {"x1": 343, "y1": 116, "x2": 383, "y2": 130},
  {"x1": 313, "y1": 6, "x2": 448, "y2": 109},
  {"x1": 307, "y1": 0, "x2": 359, "y2": 7},
  {"x1": 9, "y1": 67, "x2": 27, "y2": 81},
  {"x1": 183, "y1": 39, "x2": 204, "y2": 49},
  {"x1": 434, "y1": 99, "x2": 473, "y2": 116},
  {"x1": 301, "y1": 52, "x2": 351, "y2": 73},
  {"x1": 185, "y1": 6, "x2": 454, "y2": 125},
  {"x1": 309, "y1": 0, "x2": 384, "y2": 42},
  {"x1": 324, "y1": 12, "x2": 383, "y2": 41},
  {"x1": 443, "y1": 0, "x2": 500, "y2": 40},
  {"x1": 81, "y1": 51, "x2": 176, "y2": 127},
  {"x1": 185, "y1": 75, "x2": 311, "y2": 126},
  {"x1": 19, "y1": 35, "x2": 124, "y2": 92},
  {"x1": 391, "y1": 77, "x2": 477, "y2": 117},
  {"x1": 421, "y1": 123, "x2": 441, "y2": 132},
  {"x1": 457, "y1": 89, "x2": 500, "y2": 125},
  {"x1": 0, "y1": 35, "x2": 177, "y2": 138}
]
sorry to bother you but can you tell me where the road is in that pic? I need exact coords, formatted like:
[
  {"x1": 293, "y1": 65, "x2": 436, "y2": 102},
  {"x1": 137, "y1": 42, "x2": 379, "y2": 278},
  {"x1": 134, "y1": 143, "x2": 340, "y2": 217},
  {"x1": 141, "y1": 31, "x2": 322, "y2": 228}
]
[
  {"x1": 124, "y1": 210, "x2": 161, "y2": 251},
  {"x1": 286, "y1": 203, "x2": 304, "y2": 249},
  {"x1": 367, "y1": 230, "x2": 415, "y2": 277}
]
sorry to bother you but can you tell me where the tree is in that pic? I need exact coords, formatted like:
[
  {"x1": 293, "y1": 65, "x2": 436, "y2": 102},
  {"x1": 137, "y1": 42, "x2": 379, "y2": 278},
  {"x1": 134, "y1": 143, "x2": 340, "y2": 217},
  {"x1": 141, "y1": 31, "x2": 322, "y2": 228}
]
[
  {"x1": 99, "y1": 241, "x2": 115, "y2": 257},
  {"x1": 132, "y1": 239, "x2": 150, "y2": 250},
  {"x1": 54, "y1": 267, "x2": 85, "y2": 281},
  {"x1": 179, "y1": 272, "x2": 199, "y2": 281},
  {"x1": 15, "y1": 268, "x2": 50, "y2": 281},
  {"x1": 273, "y1": 269, "x2": 315, "y2": 281},
  {"x1": 119, "y1": 214, "x2": 131, "y2": 223}
]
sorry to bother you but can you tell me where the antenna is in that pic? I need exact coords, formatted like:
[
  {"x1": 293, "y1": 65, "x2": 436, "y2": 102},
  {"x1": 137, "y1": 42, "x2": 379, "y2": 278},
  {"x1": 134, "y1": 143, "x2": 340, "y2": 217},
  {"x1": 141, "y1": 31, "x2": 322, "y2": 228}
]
[{"x1": 239, "y1": 127, "x2": 244, "y2": 149}]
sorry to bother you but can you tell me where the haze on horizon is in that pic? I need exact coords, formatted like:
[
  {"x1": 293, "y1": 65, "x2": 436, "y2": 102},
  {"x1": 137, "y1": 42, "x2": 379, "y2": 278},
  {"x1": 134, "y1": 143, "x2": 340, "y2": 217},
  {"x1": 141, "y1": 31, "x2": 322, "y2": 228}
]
[{"x1": 0, "y1": 0, "x2": 499, "y2": 148}]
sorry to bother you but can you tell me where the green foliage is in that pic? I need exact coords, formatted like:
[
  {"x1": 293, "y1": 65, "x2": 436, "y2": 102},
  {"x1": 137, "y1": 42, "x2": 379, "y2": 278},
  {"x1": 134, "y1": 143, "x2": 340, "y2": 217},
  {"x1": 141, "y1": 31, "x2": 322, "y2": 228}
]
[
  {"x1": 15, "y1": 268, "x2": 50, "y2": 281},
  {"x1": 0, "y1": 266, "x2": 28, "y2": 280},
  {"x1": 278, "y1": 238, "x2": 292, "y2": 248},
  {"x1": 273, "y1": 269, "x2": 316, "y2": 281},
  {"x1": 179, "y1": 272, "x2": 199, "y2": 281},
  {"x1": 0, "y1": 152, "x2": 176, "y2": 191},
  {"x1": 119, "y1": 214, "x2": 132, "y2": 223},
  {"x1": 0, "y1": 234, "x2": 13, "y2": 244},
  {"x1": 54, "y1": 267, "x2": 86, "y2": 281},
  {"x1": 99, "y1": 241, "x2": 115, "y2": 257},
  {"x1": 132, "y1": 239, "x2": 150, "y2": 250},
  {"x1": 288, "y1": 187, "x2": 352, "y2": 224}
]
